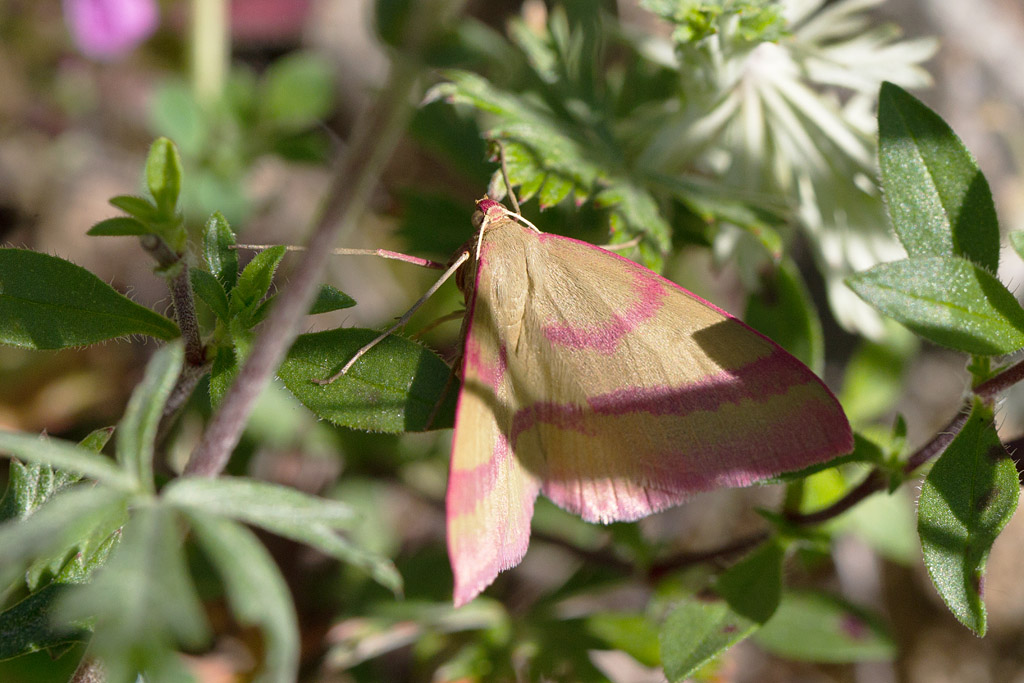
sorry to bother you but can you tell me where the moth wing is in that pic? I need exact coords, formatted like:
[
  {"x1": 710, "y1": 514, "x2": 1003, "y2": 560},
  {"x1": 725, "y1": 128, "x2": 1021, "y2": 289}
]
[
  {"x1": 447, "y1": 234, "x2": 541, "y2": 607},
  {"x1": 503, "y1": 227, "x2": 853, "y2": 523}
]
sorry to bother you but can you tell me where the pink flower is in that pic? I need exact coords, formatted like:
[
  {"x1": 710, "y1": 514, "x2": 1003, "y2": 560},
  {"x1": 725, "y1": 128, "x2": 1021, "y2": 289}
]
[{"x1": 63, "y1": 0, "x2": 158, "y2": 60}]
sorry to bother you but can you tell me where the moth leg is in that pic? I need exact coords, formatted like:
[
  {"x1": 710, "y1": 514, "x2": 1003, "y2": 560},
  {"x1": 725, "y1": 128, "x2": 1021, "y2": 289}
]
[{"x1": 314, "y1": 251, "x2": 470, "y2": 385}]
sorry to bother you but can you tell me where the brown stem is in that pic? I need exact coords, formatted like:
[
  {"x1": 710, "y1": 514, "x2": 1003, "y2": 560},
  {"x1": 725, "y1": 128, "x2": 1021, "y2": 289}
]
[
  {"x1": 974, "y1": 357, "x2": 1024, "y2": 399},
  {"x1": 185, "y1": 58, "x2": 421, "y2": 477},
  {"x1": 140, "y1": 235, "x2": 204, "y2": 367},
  {"x1": 70, "y1": 657, "x2": 105, "y2": 683}
]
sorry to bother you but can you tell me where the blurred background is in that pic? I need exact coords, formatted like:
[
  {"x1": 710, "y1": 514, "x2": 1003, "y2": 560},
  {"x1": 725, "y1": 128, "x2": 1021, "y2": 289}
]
[{"x1": 1, "y1": 1, "x2": 1024, "y2": 681}]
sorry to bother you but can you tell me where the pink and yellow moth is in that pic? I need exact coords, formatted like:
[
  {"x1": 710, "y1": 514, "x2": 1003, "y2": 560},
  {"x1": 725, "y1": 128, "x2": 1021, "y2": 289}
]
[{"x1": 444, "y1": 198, "x2": 853, "y2": 606}]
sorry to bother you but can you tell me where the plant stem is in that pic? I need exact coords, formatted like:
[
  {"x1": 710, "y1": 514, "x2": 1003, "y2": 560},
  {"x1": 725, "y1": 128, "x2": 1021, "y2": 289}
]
[
  {"x1": 140, "y1": 235, "x2": 204, "y2": 367},
  {"x1": 191, "y1": 0, "x2": 228, "y2": 105},
  {"x1": 974, "y1": 356, "x2": 1024, "y2": 399},
  {"x1": 185, "y1": 58, "x2": 421, "y2": 477}
]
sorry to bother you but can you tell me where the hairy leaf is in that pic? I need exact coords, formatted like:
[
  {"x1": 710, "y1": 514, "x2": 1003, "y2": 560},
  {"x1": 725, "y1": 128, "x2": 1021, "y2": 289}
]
[
  {"x1": 279, "y1": 328, "x2": 456, "y2": 432},
  {"x1": 847, "y1": 256, "x2": 1024, "y2": 355},
  {"x1": 0, "y1": 249, "x2": 179, "y2": 348},
  {"x1": 918, "y1": 398, "x2": 1019, "y2": 635},
  {"x1": 878, "y1": 82, "x2": 1000, "y2": 272}
]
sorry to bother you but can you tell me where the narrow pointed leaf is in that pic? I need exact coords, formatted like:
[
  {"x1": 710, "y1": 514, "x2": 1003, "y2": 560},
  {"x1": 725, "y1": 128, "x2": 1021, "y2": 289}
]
[
  {"x1": 86, "y1": 217, "x2": 151, "y2": 237},
  {"x1": 108, "y1": 195, "x2": 158, "y2": 221},
  {"x1": 754, "y1": 591, "x2": 895, "y2": 662},
  {"x1": 58, "y1": 506, "x2": 210, "y2": 664},
  {"x1": 190, "y1": 268, "x2": 230, "y2": 321},
  {"x1": 661, "y1": 541, "x2": 783, "y2": 681},
  {"x1": 0, "y1": 486, "x2": 128, "y2": 589},
  {"x1": 878, "y1": 82, "x2": 999, "y2": 271},
  {"x1": 116, "y1": 342, "x2": 183, "y2": 492},
  {"x1": 164, "y1": 476, "x2": 401, "y2": 594},
  {"x1": 309, "y1": 284, "x2": 356, "y2": 314},
  {"x1": 203, "y1": 212, "x2": 239, "y2": 294},
  {"x1": 847, "y1": 256, "x2": 1024, "y2": 355},
  {"x1": 163, "y1": 476, "x2": 356, "y2": 529},
  {"x1": 145, "y1": 137, "x2": 183, "y2": 215},
  {"x1": 918, "y1": 398, "x2": 1019, "y2": 635},
  {"x1": 230, "y1": 245, "x2": 286, "y2": 317},
  {"x1": 279, "y1": 329, "x2": 457, "y2": 432},
  {"x1": 0, "y1": 249, "x2": 179, "y2": 348},
  {"x1": 0, "y1": 432, "x2": 133, "y2": 490},
  {"x1": 187, "y1": 514, "x2": 299, "y2": 683},
  {"x1": 0, "y1": 423, "x2": 109, "y2": 521},
  {"x1": 0, "y1": 531, "x2": 120, "y2": 659}
]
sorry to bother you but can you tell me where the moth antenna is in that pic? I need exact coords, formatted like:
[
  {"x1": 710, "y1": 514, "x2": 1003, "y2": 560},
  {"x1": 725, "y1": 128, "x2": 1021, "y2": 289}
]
[
  {"x1": 601, "y1": 236, "x2": 642, "y2": 252},
  {"x1": 233, "y1": 244, "x2": 445, "y2": 270},
  {"x1": 314, "y1": 250, "x2": 471, "y2": 385},
  {"x1": 495, "y1": 141, "x2": 522, "y2": 215}
]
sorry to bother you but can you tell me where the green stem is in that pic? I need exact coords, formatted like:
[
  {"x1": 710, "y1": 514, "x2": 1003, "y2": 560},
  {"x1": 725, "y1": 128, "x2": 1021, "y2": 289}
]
[{"x1": 191, "y1": 0, "x2": 229, "y2": 105}]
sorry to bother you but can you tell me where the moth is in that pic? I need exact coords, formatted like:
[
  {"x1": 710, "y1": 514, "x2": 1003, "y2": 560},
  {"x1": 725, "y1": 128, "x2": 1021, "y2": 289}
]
[{"x1": 442, "y1": 198, "x2": 853, "y2": 606}]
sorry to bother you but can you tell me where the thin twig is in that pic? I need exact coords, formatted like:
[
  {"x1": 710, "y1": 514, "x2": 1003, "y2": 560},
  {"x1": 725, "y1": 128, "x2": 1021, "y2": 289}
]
[{"x1": 185, "y1": 57, "x2": 422, "y2": 477}]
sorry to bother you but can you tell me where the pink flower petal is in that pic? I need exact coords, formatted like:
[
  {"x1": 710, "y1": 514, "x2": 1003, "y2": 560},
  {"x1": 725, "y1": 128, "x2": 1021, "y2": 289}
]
[{"x1": 64, "y1": 0, "x2": 158, "y2": 60}]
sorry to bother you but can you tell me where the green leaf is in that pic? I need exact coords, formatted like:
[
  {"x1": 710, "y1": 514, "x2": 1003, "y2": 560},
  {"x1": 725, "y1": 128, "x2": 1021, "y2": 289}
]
[
  {"x1": 744, "y1": 260, "x2": 824, "y2": 374},
  {"x1": 108, "y1": 195, "x2": 158, "y2": 222},
  {"x1": 190, "y1": 268, "x2": 230, "y2": 321},
  {"x1": 115, "y1": 343, "x2": 184, "y2": 492},
  {"x1": 86, "y1": 217, "x2": 151, "y2": 237},
  {"x1": 309, "y1": 284, "x2": 356, "y2": 315},
  {"x1": 917, "y1": 398, "x2": 1019, "y2": 635},
  {"x1": 660, "y1": 541, "x2": 783, "y2": 681},
  {"x1": 847, "y1": 256, "x2": 1024, "y2": 355},
  {"x1": 754, "y1": 591, "x2": 896, "y2": 662},
  {"x1": 58, "y1": 506, "x2": 210, "y2": 682},
  {"x1": 0, "y1": 531, "x2": 120, "y2": 660},
  {"x1": 164, "y1": 476, "x2": 402, "y2": 595},
  {"x1": 660, "y1": 596, "x2": 757, "y2": 682},
  {"x1": 209, "y1": 345, "x2": 238, "y2": 407},
  {"x1": 145, "y1": 137, "x2": 184, "y2": 216},
  {"x1": 878, "y1": 82, "x2": 1000, "y2": 272},
  {"x1": 230, "y1": 245, "x2": 286, "y2": 319},
  {"x1": 426, "y1": 71, "x2": 605, "y2": 199},
  {"x1": 585, "y1": 613, "x2": 660, "y2": 667},
  {"x1": 162, "y1": 476, "x2": 356, "y2": 528},
  {"x1": 0, "y1": 424, "x2": 108, "y2": 521},
  {"x1": 1010, "y1": 231, "x2": 1024, "y2": 263},
  {"x1": 187, "y1": 514, "x2": 299, "y2": 683},
  {"x1": 714, "y1": 540, "x2": 784, "y2": 623},
  {"x1": 0, "y1": 459, "x2": 81, "y2": 524},
  {"x1": 203, "y1": 211, "x2": 239, "y2": 294},
  {"x1": 0, "y1": 432, "x2": 134, "y2": 490},
  {"x1": 0, "y1": 584, "x2": 87, "y2": 659},
  {"x1": 595, "y1": 181, "x2": 672, "y2": 270},
  {"x1": 260, "y1": 52, "x2": 335, "y2": 132},
  {"x1": 0, "y1": 486, "x2": 128, "y2": 589},
  {"x1": 0, "y1": 249, "x2": 180, "y2": 348},
  {"x1": 279, "y1": 329, "x2": 457, "y2": 433}
]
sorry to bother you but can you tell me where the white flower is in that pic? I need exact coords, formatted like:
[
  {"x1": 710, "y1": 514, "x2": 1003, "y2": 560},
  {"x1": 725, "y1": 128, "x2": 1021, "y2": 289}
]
[{"x1": 637, "y1": 0, "x2": 938, "y2": 338}]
